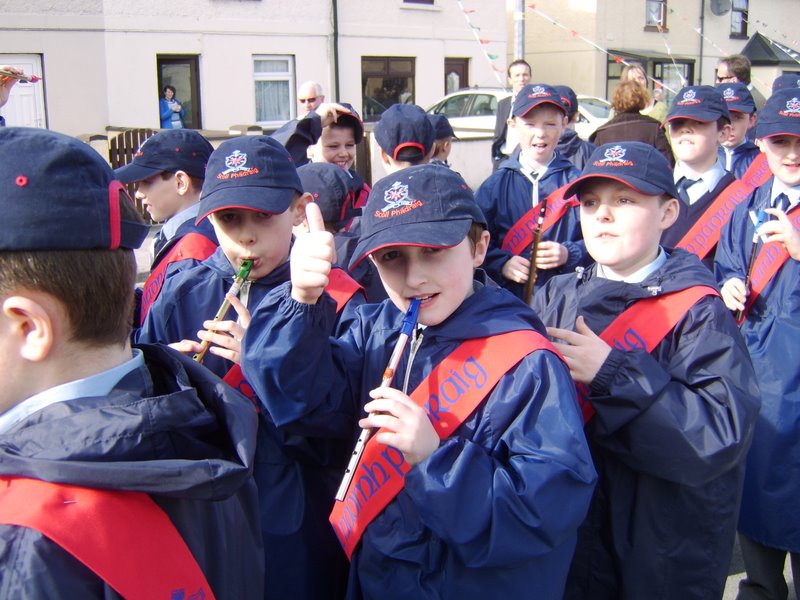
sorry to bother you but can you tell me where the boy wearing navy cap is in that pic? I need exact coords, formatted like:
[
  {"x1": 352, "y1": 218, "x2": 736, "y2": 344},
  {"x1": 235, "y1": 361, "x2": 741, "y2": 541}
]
[
  {"x1": 373, "y1": 103, "x2": 435, "y2": 173},
  {"x1": 718, "y1": 82, "x2": 761, "y2": 178},
  {"x1": 533, "y1": 141, "x2": 758, "y2": 599},
  {"x1": 243, "y1": 163, "x2": 596, "y2": 599},
  {"x1": 115, "y1": 129, "x2": 218, "y2": 321},
  {"x1": 297, "y1": 162, "x2": 386, "y2": 301},
  {"x1": 771, "y1": 73, "x2": 800, "y2": 94},
  {"x1": 660, "y1": 85, "x2": 737, "y2": 266},
  {"x1": 138, "y1": 134, "x2": 364, "y2": 600},
  {"x1": 0, "y1": 128, "x2": 264, "y2": 598},
  {"x1": 554, "y1": 84, "x2": 596, "y2": 171},
  {"x1": 475, "y1": 83, "x2": 586, "y2": 298},
  {"x1": 715, "y1": 88, "x2": 800, "y2": 599},
  {"x1": 427, "y1": 113, "x2": 456, "y2": 167}
]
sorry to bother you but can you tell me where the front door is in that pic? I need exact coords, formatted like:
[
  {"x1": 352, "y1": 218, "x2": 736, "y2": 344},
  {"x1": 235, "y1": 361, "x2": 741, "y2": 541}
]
[
  {"x1": 157, "y1": 55, "x2": 201, "y2": 129},
  {"x1": 444, "y1": 58, "x2": 469, "y2": 95}
]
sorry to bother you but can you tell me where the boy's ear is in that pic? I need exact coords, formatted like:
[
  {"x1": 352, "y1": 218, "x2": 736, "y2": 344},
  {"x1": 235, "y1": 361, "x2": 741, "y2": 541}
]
[
  {"x1": 659, "y1": 197, "x2": 681, "y2": 231},
  {"x1": 755, "y1": 137, "x2": 765, "y2": 152},
  {"x1": 379, "y1": 149, "x2": 392, "y2": 167},
  {"x1": 717, "y1": 122, "x2": 733, "y2": 144},
  {"x1": 2, "y1": 294, "x2": 57, "y2": 362},
  {"x1": 291, "y1": 193, "x2": 313, "y2": 227},
  {"x1": 749, "y1": 113, "x2": 758, "y2": 129},
  {"x1": 174, "y1": 170, "x2": 192, "y2": 196},
  {"x1": 472, "y1": 230, "x2": 491, "y2": 268}
]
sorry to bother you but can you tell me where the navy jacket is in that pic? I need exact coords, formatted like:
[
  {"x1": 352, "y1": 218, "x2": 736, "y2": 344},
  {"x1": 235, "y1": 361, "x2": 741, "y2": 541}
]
[
  {"x1": 138, "y1": 247, "x2": 363, "y2": 600},
  {"x1": 557, "y1": 129, "x2": 596, "y2": 172},
  {"x1": 715, "y1": 180, "x2": 800, "y2": 552},
  {"x1": 718, "y1": 142, "x2": 762, "y2": 180},
  {"x1": 533, "y1": 249, "x2": 759, "y2": 600},
  {"x1": 0, "y1": 344, "x2": 264, "y2": 599},
  {"x1": 475, "y1": 152, "x2": 586, "y2": 297},
  {"x1": 661, "y1": 171, "x2": 737, "y2": 270},
  {"x1": 243, "y1": 275, "x2": 597, "y2": 600}
]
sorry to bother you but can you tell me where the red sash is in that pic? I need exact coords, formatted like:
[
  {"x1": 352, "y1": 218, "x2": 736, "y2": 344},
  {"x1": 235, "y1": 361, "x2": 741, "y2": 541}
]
[
  {"x1": 140, "y1": 232, "x2": 217, "y2": 321},
  {"x1": 500, "y1": 183, "x2": 577, "y2": 256},
  {"x1": 330, "y1": 329, "x2": 557, "y2": 559},
  {"x1": 738, "y1": 205, "x2": 800, "y2": 324},
  {"x1": 0, "y1": 476, "x2": 215, "y2": 600},
  {"x1": 676, "y1": 154, "x2": 771, "y2": 259},
  {"x1": 223, "y1": 267, "x2": 364, "y2": 402},
  {"x1": 576, "y1": 286, "x2": 719, "y2": 423}
]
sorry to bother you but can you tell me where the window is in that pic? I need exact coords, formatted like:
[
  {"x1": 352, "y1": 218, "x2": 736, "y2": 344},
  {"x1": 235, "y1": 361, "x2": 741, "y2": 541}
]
[
  {"x1": 361, "y1": 57, "x2": 416, "y2": 121},
  {"x1": 645, "y1": 0, "x2": 667, "y2": 30},
  {"x1": 731, "y1": 0, "x2": 748, "y2": 38},
  {"x1": 253, "y1": 55, "x2": 294, "y2": 125},
  {"x1": 404, "y1": 0, "x2": 434, "y2": 4}
]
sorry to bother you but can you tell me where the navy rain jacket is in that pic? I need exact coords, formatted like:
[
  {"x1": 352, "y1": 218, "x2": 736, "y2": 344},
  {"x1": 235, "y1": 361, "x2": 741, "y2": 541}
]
[
  {"x1": 475, "y1": 152, "x2": 587, "y2": 297},
  {"x1": 243, "y1": 275, "x2": 597, "y2": 600},
  {"x1": 715, "y1": 181, "x2": 800, "y2": 552},
  {"x1": 533, "y1": 249, "x2": 760, "y2": 600},
  {"x1": 0, "y1": 344, "x2": 264, "y2": 599}
]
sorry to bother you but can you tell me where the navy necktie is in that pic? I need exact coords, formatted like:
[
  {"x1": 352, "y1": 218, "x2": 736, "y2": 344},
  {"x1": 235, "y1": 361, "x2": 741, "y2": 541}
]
[
  {"x1": 676, "y1": 177, "x2": 698, "y2": 203},
  {"x1": 153, "y1": 230, "x2": 167, "y2": 257},
  {"x1": 774, "y1": 193, "x2": 790, "y2": 214}
]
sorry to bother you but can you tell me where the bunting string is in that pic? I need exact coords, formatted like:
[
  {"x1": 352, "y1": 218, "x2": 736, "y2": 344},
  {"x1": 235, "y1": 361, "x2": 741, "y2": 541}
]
[{"x1": 455, "y1": 0, "x2": 507, "y2": 86}]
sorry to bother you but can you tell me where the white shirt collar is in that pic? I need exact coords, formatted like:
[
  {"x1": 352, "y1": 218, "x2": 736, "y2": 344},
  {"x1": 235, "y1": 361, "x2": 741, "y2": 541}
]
[
  {"x1": 162, "y1": 203, "x2": 200, "y2": 241},
  {"x1": 596, "y1": 246, "x2": 667, "y2": 283},
  {"x1": 674, "y1": 159, "x2": 727, "y2": 205},
  {"x1": 0, "y1": 349, "x2": 145, "y2": 435},
  {"x1": 770, "y1": 180, "x2": 800, "y2": 209}
]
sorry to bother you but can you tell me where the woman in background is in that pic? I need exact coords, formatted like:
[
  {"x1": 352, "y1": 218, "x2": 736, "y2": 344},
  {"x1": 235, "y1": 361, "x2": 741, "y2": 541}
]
[{"x1": 160, "y1": 85, "x2": 185, "y2": 129}]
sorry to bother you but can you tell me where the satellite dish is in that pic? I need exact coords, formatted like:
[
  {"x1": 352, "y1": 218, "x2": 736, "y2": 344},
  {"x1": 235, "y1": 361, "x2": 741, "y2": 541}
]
[{"x1": 710, "y1": 0, "x2": 731, "y2": 16}]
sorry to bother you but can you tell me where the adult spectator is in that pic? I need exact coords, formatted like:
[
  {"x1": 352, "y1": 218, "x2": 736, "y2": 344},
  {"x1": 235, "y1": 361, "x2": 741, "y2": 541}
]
[
  {"x1": 159, "y1": 85, "x2": 185, "y2": 129},
  {"x1": 491, "y1": 59, "x2": 531, "y2": 169},
  {"x1": 590, "y1": 79, "x2": 674, "y2": 166},
  {"x1": 0, "y1": 65, "x2": 22, "y2": 127},
  {"x1": 716, "y1": 54, "x2": 767, "y2": 110},
  {"x1": 621, "y1": 62, "x2": 669, "y2": 122},
  {"x1": 297, "y1": 81, "x2": 325, "y2": 116}
]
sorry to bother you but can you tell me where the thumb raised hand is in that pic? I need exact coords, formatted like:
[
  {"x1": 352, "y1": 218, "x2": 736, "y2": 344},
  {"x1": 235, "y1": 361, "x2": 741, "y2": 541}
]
[{"x1": 305, "y1": 200, "x2": 326, "y2": 233}]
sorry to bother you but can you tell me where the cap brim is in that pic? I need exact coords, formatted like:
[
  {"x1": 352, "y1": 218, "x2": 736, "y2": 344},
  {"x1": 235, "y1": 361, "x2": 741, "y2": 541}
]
[
  {"x1": 516, "y1": 99, "x2": 566, "y2": 118},
  {"x1": 349, "y1": 218, "x2": 472, "y2": 269},
  {"x1": 756, "y1": 126, "x2": 800, "y2": 140},
  {"x1": 114, "y1": 161, "x2": 164, "y2": 183},
  {"x1": 563, "y1": 174, "x2": 673, "y2": 200},
  {"x1": 196, "y1": 187, "x2": 295, "y2": 224}
]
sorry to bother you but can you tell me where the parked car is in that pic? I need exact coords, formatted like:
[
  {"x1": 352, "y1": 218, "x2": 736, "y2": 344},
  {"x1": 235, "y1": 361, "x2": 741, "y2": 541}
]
[{"x1": 425, "y1": 88, "x2": 611, "y2": 141}]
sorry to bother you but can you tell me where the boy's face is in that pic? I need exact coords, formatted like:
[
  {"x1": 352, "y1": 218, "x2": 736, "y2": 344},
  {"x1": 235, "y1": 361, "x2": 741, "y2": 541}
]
[
  {"x1": 512, "y1": 104, "x2": 566, "y2": 168},
  {"x1": 209, "y1": 200, "x2": 307, "y2": 280},
  {"x1": 370, "y1": 232, "x2": 489, "y2": 327},
  {"x1": 757, "y1": 135, "x2": 800, "y2": 188},
  {"x1": 723, "y1": 111, "x2": 756, "y2": 148},
  {"x1": 579, "y1": 179, "x2": 678, "y2": 279},
  {"x1": 668, "y1": 118, "x2": 729, "y2": 169},
  {"x1": 136, "y1": 173, "x2": 182, "y2": 223},
  {"x1": 312, "y1": 126, "x2": 356, "y2": 171}
]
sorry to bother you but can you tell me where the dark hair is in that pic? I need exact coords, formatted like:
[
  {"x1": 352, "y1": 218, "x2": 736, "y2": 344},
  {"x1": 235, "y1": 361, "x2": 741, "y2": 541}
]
[
  {"x1": 162, "y1": 85, "x2": 177, "y2": 97},
  {"x1": 720, "y1": 55, "x2": 752, "y2": 84},
  {"x1": 466, "y1": 222, "x2": 487, "y2": 256},
  {"x1": 159, "y1": 170, "x2": 205, "y2": 189},
  {"x1": 612, "y1": 80, "x2": 649, "y2": 113},
  {"x1": 507, "y1": 59, "x2": 532, "y2": 78},
  {"x1": 0, "y1": 195, "x2": 143, "y2": 347}
]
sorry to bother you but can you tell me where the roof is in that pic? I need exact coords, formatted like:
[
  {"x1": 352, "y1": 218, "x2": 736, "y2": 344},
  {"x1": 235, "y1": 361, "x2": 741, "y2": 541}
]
[{"x1": 741, "y1": 32, "x2": 800, "y2": 66}]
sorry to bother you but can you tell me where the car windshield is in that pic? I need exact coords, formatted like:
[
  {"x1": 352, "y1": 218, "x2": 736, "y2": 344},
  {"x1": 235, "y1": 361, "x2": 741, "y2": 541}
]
[{"x1": 580, "y1": 98, "x2": 611, "y2": 119}]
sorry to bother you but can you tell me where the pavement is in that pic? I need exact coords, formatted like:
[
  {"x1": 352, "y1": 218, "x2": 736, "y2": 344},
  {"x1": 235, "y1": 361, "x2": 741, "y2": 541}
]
[{"x1": 135, "y1": 224, "x2": 160, "y2": 284}]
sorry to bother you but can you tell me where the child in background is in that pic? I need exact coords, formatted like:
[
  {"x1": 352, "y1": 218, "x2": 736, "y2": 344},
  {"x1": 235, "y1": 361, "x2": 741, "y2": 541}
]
[
  {"x1": 0, "y1": 127, "x2": 263, "y2": 598},
  {"x1": 554, "y1": 84, "x2": 596, "y2": 171},
  {"x1": 243, "y1": 163, "x2": 596, "y2": 600},
  {"x1": 475, "y1": 83, "x2": 585, "y2": 298},
  {"x1": 297, "y1": 161, "x2": 386, "y2": 301},
  {"x1": 373, "y1": 103, "x2": 435, "y2": 173},
  {"x1": 660, "y1": 85, "x2": 736, "y2": 267},
  {"x1": 717, "y1": 82, "x2": 761, "y2": 178},
  {"x1": 138, "y1": 135, "x2": 364, "y2": 600},
  {"x1": 534, "y1": 141, "x2": 759, "y2": 600},
  {"x1": 427, "y1": 113, "x2": 456, "y2": 168},
  {"x1": 715, "y1": 88, "x2": 800, "y2": 600}
]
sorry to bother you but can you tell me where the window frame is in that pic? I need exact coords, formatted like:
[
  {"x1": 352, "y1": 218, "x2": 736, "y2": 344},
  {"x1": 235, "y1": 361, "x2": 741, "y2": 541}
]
[
  {"x1": 644, "y1": 0, "x2": 668, "y2": 32},
  {"x1": 730, "y1": 0, "x2": 749, "y2": 39},
  {"x1": 252, "y1": 54, "x2": 296, "y2": 127}
]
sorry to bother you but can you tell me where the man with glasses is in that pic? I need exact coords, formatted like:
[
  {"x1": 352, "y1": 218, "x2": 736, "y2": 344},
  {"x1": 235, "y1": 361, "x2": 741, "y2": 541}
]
[
  {"x1": 297, "y1": 81, "x2": 325, "y2": 116},
  {"x1": 716, "y1": 55, "x2": 767, "y2": 110}
]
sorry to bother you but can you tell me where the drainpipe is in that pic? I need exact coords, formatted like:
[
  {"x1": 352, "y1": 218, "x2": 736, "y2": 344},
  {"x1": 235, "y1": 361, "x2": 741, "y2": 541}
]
[
  {"x1": 698, "y1": 0, "x2": 705, "y2": 85},
  {"x1": 333, "y1": 0, "x2": 340, "y2": 100},
  {"x1": 514, "y1": 0, "x2": 525, "y2": 61}
]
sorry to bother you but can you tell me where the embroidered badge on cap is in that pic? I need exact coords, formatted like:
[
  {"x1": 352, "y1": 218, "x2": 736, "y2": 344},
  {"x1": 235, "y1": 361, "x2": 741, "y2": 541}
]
[
  {"x1": 780, "y1": 97, "x2": 800, "y2": 117},
  {"x1": 595, "y1": 145, "x2": 634, "y2": 166},
  {"x1": 218, "y1": 150, "x2": 259, "y2": 179},
  {"x1": 376, "y1": 181, "x2": 423, "y2": 218},
  {"x1": 677, "y1": 89, "x2": 700, "y2": 105}
]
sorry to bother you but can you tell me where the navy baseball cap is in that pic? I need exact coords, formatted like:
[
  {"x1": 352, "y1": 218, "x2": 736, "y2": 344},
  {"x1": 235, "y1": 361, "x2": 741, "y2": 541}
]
[
  {"x1": 553, "y1": 85, "x2": 579, "y2": 119},
  {"x1": 756, "y1": 88, "x2": 800, "y2": 139},
  {"x1": 427, "y1": 114, "x2": 457, "y2": 140},
  {"x1": 718, "y1": 83, "x2": 756, "y2": 114},
  {"x1": 297, "y1": 162, "x2": 357, "y2": 229},
  {"x1": 114, "y1": 129, "x2": 213, "y2": 183},
  {"x1": 350, "y1": 164, "x2": 486, "y2": 269},
  {"x1": 772, "y1": 73, "x2": 800, "y2": 94},
  {"x1": 373, "y1": 104, "x2": 435, "y2": 162},
  {"x1": 0, "y1": 127, "x2": 149, "y2": 251},
  {"x1": 197, "y1": 135, "x2": 303, "y2": 223},
  {"x1": 512, "y1": 83, "x2": 567, "y2": 118},
  {"x1": 563, "y1": 141, "x2": 679, "y2": 199},
  {"x1": 334, "y1": 103, "x2": 365, "y2": 144},
  {"x1": 665, "y1": 86, "x2": 731, "y2": 124}
]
